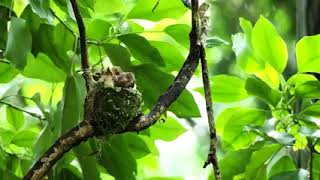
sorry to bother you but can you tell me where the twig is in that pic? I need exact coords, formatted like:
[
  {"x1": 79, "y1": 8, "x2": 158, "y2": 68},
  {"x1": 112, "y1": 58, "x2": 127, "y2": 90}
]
[
  {"x1": 23, "y1": 121, "x2": 96, "y2": 180},
  {"x1": 199, "y1": 45, "x2": 220, "y2": 179},
  {"x1": 70, "y1": 0, "x2": 93, "y2": 90},
  {"x1": 49, "y1": 9, "x2": 78, "y2": 37},
  {"x1": 0, "y1": 59, "x2": 11, "y2": 64},
  {"x1": 125, "y1": 0, "x2": 200, "y2": 131},
  {"x1": 0, "y1": 100, "x2": 44, "y2": 120}
]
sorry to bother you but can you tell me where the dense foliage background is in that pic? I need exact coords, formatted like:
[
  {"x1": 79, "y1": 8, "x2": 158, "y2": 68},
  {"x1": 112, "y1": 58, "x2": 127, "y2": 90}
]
[{"x1": 0, "y1": 0, "x2": 319, "y2": 179}]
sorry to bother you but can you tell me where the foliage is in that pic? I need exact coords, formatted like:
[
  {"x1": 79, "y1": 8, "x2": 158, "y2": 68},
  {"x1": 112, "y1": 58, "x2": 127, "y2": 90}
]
[{"x1": 0, "y1": 0, "x2": 318, "y2": 180}]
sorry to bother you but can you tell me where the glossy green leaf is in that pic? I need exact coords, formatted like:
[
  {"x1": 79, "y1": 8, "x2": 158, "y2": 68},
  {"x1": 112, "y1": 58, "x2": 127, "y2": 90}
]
[
  {"x1": 11, "y1": 130, "x2": 37, "y2": 147},
  {"x1": 28, "y1": 0, "x2": 53, "y2": 21},
  {"x1": 252, "y1": 16, "x2": 288, "y2": 73},
  {"x1": 0, "y1": 62, "x2": 19, "y2": 83},
  {"x1": 33, "y1": 125, "x2": 54, "y2": 160},
  {"x1": 99, "y1": 135, "x2": 137, "y2": 180},
  {"x1": 239, "y1": 17, "x2": 253, "y2": 43},
  {"x1": 301, "y1": 101, "x2": 320, "y2": 117},
  {"x1": 6, "y1": 106, "x2": 24, "y2": 131},
  {"x1": 94, "y1": 0, "x2": 126, "y2": 15},
  {"x1": 164, "y1": 24, "x2": 190, "y2": 49},
  {"x1": 217, "y1": 108, "x2": 266, "y2": 150},
  {"x1": 0, "y1": 128, "x2": 15, "y2": 145},
  {"x1": 287, "y1": 74, "x2": 317, "y2": 87},
  {"x1": 245, "y1": 144, "x2": 281, "y2": 179},
  {"x1": 295, "y1": 81, "x2": 320, "y2": 98},
  {"x1": 85, "y1": 18, "x2": 112, "y2": 41},
  {"x1": 118, "y1": 34, "x2": 164, "y2": 66},
  {"x1": 245, "y1": 76, "x2": 281, "y2": 106},
  {"x1": 61, "y1": 74, "x2": 86, "y2": 133},
  {"x1": 148, "y1": 116, "x2": 186, "y2": 141},
  {"x1": 150, "y1": 41, "x2": 184, "y2": 72},
  {"x1": 123, "y1": 133, "x2": 151, "y2": 159},
  {"x1": 102, "y1": 43, "x2": 131, "y2": 69},
  {"x1": 232, "y1": 33, "x2": 264, "y2": 73},
  {"x1": 5, "y1": 18, "x2": 32, "y2": 70},
  {"x1": 22, "y1": 53, "x2": 66, "y2": 82},
  {"x1": 296, "y1": 35, "x2": 320, "y2": 73},
  {"x1": 0, "y1": 6, "x2": 9, "y2": 50},
  {"x1": 270, "y1": 169, "x2": 309, "y2": 180},
  {"x1": 210, "y1": 75, "x2": 248, "y2": 102},
  {"x1": 79, "y1": 0, "x2": 95, "y2": 10},
  {"x1": 220, "y1": 144, "x2": 263, "y2": 180},
  {"x1": 206, "y1": 37, "x2": 229, "y2": 48},
  {"x1": 269, "y1": 156, "x2": 296, "y2": 177},
  {"x1": 132, "y1": 64, "x2": 200, "y2": 117},
  {"x1": 20, "y1": 5, "x2": 41, "y2": 34},
  {"x1": 73, "y1": 142, "x2": 100, "y2": 180},
  {"x1": 127, "y1": 0, "x2": 187, "y2": 21}
]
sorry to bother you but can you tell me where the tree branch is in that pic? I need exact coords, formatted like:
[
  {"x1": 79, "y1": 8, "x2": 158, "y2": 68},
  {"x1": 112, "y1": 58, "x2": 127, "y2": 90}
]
[
  {"x1": 0, "y1": 100, "x2": 44, "y2": 120},
  {"x1": 23, "y1": 121, "x2": 96, "y2": 180},
  {"x1": 126, "y1": 0, "x2": 200, "y2": 131},
  {"x1": 69, "y1": 0, "x2": 93, "y2": 90},
  {"x1": 199, "y1": 45, "x2": 220, "y2": 180}
]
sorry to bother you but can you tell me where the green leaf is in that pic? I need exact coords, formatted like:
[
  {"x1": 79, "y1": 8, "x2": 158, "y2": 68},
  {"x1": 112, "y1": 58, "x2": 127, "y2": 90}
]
[
  {"x1": 99, "y1": 135, "x2": 137, "y2": 180},
  {"x1": 0, "y1": 128, "x2": 15, "y2": 145},
  {"x1": 232, "y1": 33, "x2": 264, "y2": 73},
  {"x1": 145, "y1": 177, "x2": 183, "y2": 180},
  {"x1": 4, "y1": 18, "x2": 32, "y2": 70},
  {"x1": 28, "y1": 0, "x2": 53, "y2": 21},
  {"x1": 301, "y1": 101, "x2": 320, "y2": 117},
  {"x1": 239, "y1": 17, "x2": 253, "y2": 43},
  {"x1": 217, "y1": 108, "x2": 266, "y2": 150},
  {"x1": 118, "y1": 34, "x2": 164, "y2": 66},
  {"x1": 11, "y1": 130, "x2": 37, "y2": 147},
  {"x1": 148, "y1": 116, "x2": 186, "y2": 141},
  {"x1": 73, "y1": 142, "x2": 100, "y2": 180},
  {"x1": 206, "y1": 37, "x2": 229, "y2": 48},
  {"x1": 251, "y1": 16, "x2": 288, "y2": 73},
  {"x1": 220, "y1": 144, "x2": 262, "y2": 180},
  {"x1": 296, "y1": 35, "x2": 320, "y2": 73},
  {"x1": 295, "y1": 81, "x2": 320, "y2": 98},
  {"x1": 22, "y1": 53, "x2": 66, "y2": 82},
  {"x1": 245, "y1": 76, "x2": 281, "y2": 106},
  {"x1": 123, "y1": 133, "x2": 151, "y2": 159},
  {"x1": 269, "y1": 156, "x2": 296, "y2": 177},
  {"x1": 245, "y1": 144, "x2": 281, "y2": 179},
  {"x1": 210, "y1": 75, "x2": 248, "y2": 102},
  {"x1": 6, "y1": 106, "x2": 24, "y2": 131},
  {"x1": 61, "y1": 74, "x2": 86, "y2": 133},
  {"x1": 33, "y1": 125, "x2": 54, "y2": 160},
  {"x1": 0, "y1": 6, "x2": 9, "y2": 50},
  {"x1": 287, "y1": 74, "x2": 317, "y2": 87},
  {"x1": 164, "y1": 24, "x2": 190, "y2": 49},
  {"x1": 94, "y1": 0, "x2": 126, "y2": 15},
  {"x1": 0, "y1": 61, "x2": 19, "y2": 83},
  {"x1": 132, "y1": 64, "x2": 200, "y2": 117},
  {"x1": 269, "y1": 169, "x2": 309, "y2": 180},
  {"x1": 85, "y1": 18, "x2": 112, "y2": 41},
  {"x1": 79, "y1": 0, "x2": 95, "y2": 10},
  {"x1": 127, "y1": 0, "x2": 187, "y2": 21},
  {"x1": 20, "y1": 5, "x2": 41, "y2": 34},
  {"x1": 149, "y1": 41, "x2": 184, "y2": 71},
  {"x1": 102, "y1": 43, "x2": 131, "y2": 69}
]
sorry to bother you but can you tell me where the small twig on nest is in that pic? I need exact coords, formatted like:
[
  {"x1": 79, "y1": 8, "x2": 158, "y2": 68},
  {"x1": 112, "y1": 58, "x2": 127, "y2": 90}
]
[{"x1": 199, "y1": 45, "x2": 220, "y2": 180}]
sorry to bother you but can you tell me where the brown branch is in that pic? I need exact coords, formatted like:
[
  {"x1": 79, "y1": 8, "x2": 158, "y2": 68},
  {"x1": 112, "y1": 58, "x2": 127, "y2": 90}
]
[
  {"x1": 199, "y1": 45, "x2": 220, "y2": 180},
  {"x1": 23, "y1": 121, "x2": 96, "y2": 180},
  {"x1": 126, "y1": 0, "x2": 200, "y2": 131},
  {"x1": 24, "y1": 0, "x2": 202, "y2": 179},
  {"x1": 69, "y1": 0, "x2": 93, "y2": 90}
]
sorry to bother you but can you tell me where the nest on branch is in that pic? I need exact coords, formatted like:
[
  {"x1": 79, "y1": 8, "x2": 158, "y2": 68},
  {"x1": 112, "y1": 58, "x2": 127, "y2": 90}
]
[{"x1": 85, "y1": 67, "x2": 142, "y2": 135}]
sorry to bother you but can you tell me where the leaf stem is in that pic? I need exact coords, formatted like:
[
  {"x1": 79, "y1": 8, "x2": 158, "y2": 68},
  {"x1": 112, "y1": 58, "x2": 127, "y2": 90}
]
[{"x1": 0, "y1": 100, "x2": 44, "y2": 120}]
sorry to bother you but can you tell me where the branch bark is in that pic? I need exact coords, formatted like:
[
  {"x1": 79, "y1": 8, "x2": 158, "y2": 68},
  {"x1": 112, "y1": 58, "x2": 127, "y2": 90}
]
[
  {"x1": 200, "y1": 45, "x2": 220, "y2": 180},
  {"x1": 24, "y1": 0, "x2": 206, "y2": 179}
]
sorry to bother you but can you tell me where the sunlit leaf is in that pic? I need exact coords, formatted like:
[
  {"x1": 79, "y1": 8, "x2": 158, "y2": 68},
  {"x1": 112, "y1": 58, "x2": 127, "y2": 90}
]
[
  {"x1": 85, "y1": 18, "x2": 112, "y2": 41},
  {"x1": 28, "y1": 0, "x2": 53, "y2": 21},
  {"x1": 0, "y1": 62, "x2": 19, "y2": 83},
  {"x1": 295, "y1": 81, "x2": 320, "y2": 98},
  {"x1": 245, "y1": 76, "x2": 281, "y2": 106},
  {"x1": 269, "y1": 169, "x2": 309, "y2": 180},
  {"x1": 5, "y1": 18, "x2": 32, "y2": 70},
  {"x1": 6, "y1": 106, "x2": 24, "y2": 131},
  {"x1": 252, "y1": 16, "x2": 288, "y2": 73},
  {"x1": 127, "y1": 0, "x2": 187, "y2": 21},
  {"x1": 22, "y1": 53, "x2": 66, "y2": 82},
  {"x1": 11, "y1": 130, "x2": 37, "y2": 147},
  {"x1": 118, "y1": 34, "x2": 164, "y2": 66},
  {"x1": 164, "y1": 24, "x2": 190, "y2": 49},
  {"x1": 269, "y1": 156, "x2": 297, "y2": 177},
  {"x1": 296, "y1": 35, "x2": 320, "y2": 73},
  {"x1": 102, "y1": 43, "x2": 131, "y2": 69}
]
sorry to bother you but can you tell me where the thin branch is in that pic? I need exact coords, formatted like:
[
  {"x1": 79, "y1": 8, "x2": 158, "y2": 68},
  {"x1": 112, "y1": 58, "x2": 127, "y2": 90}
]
[
  {"x1": 49, "y1": 9, "x2": 78, "y2": 37},
  {"x1": 0, "y1": 59, "x2": 11, "y2": 64},
  {"x1": 199, "y1": 45, "x2": 220, "y2": 180},
  {"x1": 0, "y1": 100, "x2": 45, "y2": 120},
  {"x1": 69, "y1": 0, "x2": 93, "y2": 90},
  {"x1": 23, "y1": 121, "x2": 96, "y2": 180},
  {"x1": 125, "y1": 0, "x2": 200, "y2": 131}
]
